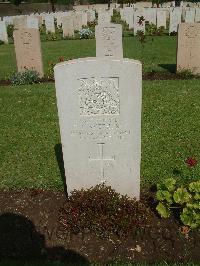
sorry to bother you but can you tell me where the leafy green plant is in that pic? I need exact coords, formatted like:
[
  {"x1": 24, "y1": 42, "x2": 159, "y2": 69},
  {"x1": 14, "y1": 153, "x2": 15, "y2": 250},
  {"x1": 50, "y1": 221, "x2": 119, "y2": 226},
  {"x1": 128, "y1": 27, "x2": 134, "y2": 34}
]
[
  {"x1": 39, "y1": 24, "x2": 46, "y2": 35},
  {"x1": 60, "y1": 183, "x2": 153, "y2": 238},
  {"x1": 0, "y1": 40, "x2": 4, "y2": 45},
  {"x1": 146, "y1": 23, "x2": 165, "y2": 36},
  {"x1": 170, "y1": 31, "x2": 177, "y2": 36},
  {"x1": 111, "y1": 10, "x2": 129, "y2": 32},
  {"x1": 79, "y1": 28, "x2": 93, "y2": 39},
  {"x1": 7, "y1": 24, "x2": 14, "y2": 40},
  {"x1": 156, "y1": 178, "x2": 200, "y2": 229},
  {"x1": 10, "y1": 70, "x2": 40, "y2": 85},
  {"x1": 46, "y1": 32, "x2": 57, "y2": 41}
]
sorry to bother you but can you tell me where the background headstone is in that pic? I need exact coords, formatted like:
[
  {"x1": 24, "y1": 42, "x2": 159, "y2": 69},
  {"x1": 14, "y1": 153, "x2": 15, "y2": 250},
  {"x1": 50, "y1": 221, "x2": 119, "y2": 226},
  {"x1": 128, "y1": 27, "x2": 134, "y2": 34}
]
[
  {"x1": 87, "y1": 10, "x2": 96, "y2": 23},
  {"x1": 27, "y1": 17, "x2": 39, "y2": 29},
  {"x1": 13, "y1": 16, "x2": 27, "y2": 29},
  {"x1": 169, "y1": 8, "x2": 182, "y2": 33},
  {"x1": 157, "y1": 10, "x2": 167, "y2": 28},
  {"x1": 54, "y1": 57, "x2": 142, "y2": 199},
  {"x1": 95, "y1": 23, "x2": 123, "y2": 59},
  {"x1": 62, "y1": 17, "x2": 74, "y2": 37},
  {"x1": 13, "y1": 28, "x2": 44, "y2": 77},
  {"x1": 0, "y1": 21, "x2": 8, "y2": 43},
  {"x1": 45, "y1": 15, "x2": 55, "y2": 33},
  {"x1": 185, "y1": 9, "x2": 195, "y2": 23},
  {"x1": 73, "y1": 13, "x2": 83, "y2": 31},
  {"x1": 195, "y1": 8, "x2": 200, "y2": 22},
  {"x1": 177, "y1": 23, "x2": 200, "y2": 75},
  {"x1": 134, "y1": 11, "x2": 145, "y2": 35},
  {"x1": 98, "y1": 11, "x2": 111, "y2": 24},
  {"x1": 123, "y1": 7, "x2": 134, "y2": 29}
]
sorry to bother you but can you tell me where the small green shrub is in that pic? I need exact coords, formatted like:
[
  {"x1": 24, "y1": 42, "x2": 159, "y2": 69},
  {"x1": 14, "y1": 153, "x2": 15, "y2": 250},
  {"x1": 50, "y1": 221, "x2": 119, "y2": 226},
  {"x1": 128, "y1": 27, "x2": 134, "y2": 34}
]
[
  {"x1": 39, "y1": 24, "x2": 46, "y2": 35},
  {"x1": 111, "y1": 10, "x2": 129, "y2": 31},
  {"x1": 59, "y1": 183, "x2": 153, "y2": 238},
  {"x1": 7, "y1": 24, "x2": 14, "y2": 39},
  {"x1": 79, "y1": 28, "x2": 93, "y2": 39},
  {"x1": 146, "y1": 23, "x2": 165, "y2": 36},
  {"x1": 170, "y1": 31, "x2": 177, "y2": 36},
  {"x1": 156, "y1": 178, "x2": 200, "y2": 230},
  {"x1": 46, "y1": 32, "x2": 57, "y2": 41},
  {"x1": 0, "y1": 40, "x2": 4, "y2": 45},
  {"x1": 10, "y1": 70, "x2": 40, "y2": 85}
]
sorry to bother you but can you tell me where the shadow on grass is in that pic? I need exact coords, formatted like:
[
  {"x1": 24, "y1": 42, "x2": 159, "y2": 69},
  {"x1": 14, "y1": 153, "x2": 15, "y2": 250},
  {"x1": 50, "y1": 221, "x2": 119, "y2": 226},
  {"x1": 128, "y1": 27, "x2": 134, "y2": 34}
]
[
  {"x1": 158, "y1": 64, "x2": 176, "y2": 73},
  {"x1": 54, "y1": 143, "x2": 68, "y2": 197},
  {"x1": 0, "y1": 213, "x2": 89, "y2": 266}
]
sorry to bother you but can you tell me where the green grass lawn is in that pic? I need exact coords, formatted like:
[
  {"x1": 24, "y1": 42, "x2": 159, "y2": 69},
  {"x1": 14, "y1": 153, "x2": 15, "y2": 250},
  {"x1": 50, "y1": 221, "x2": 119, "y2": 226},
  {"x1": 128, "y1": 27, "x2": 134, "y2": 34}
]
[
  {"x1": 0, "y1": 36, "x2": 177, "y2": 79},
  {"x1": 1, "y1": 79, "x2": 200, "y2": 191}
]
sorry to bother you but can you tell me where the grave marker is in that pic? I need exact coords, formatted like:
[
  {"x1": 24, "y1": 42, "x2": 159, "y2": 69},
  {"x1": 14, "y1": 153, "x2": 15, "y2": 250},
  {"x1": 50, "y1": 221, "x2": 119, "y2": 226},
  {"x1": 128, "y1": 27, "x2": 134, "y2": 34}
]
[
  {"x1": 13, "y1": 28, "x2": 44, "y2": 77},
  {"x1": 54, "y1": 57, "x2": 142, "y2": 199},
  {"x1": 95, "y1": 23, "x2": 123, "y2": 59},
  {"x1": 0, "y1": 21, "x2": 8, "y2": 43},
  {"x1": 177, "y1": 23, "x2": 200, "y2": 75}
]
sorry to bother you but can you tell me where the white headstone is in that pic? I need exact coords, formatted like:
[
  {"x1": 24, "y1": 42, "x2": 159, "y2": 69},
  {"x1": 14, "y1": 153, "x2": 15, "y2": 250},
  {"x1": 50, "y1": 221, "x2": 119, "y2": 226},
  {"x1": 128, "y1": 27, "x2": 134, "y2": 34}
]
[
  {"x1": 177, "y1": 23, "x2": 200, "y2": 75},
  {"x1": 195, "y1": 8, "x2": 200, "y2": 22},
  {"x1": 45, "y1": 15, "x2": 55, "y2": 33},
  {"x1": 73, "y1": 13, "x2": 83, "y2": 31},
  {"x1": 27, "y1": 17, "x2": 39, "y2": 29},
  {"x1": 169, "y1": 8, "x2": 182, "y2": 33},
  {"x1": 62, "y1": 16, "x2": 74, "y2": 37},
  {"x1": 54, "y1": 57, "x2": 142, "y2": 199},
  {"x1": 185, "y1": 9, "x2": 195, "y2": 22},
  {"x1": 134, "y1": 11, "x2": 145, "y2": 35},
  {"x1": 0, "y1": 21, "x2": 8, "y2": 43},
  {"x1": 82, "y1": 12, "x2": 88, "y2": 26},
  {"x1": 157, "y1": 10, "x2": 167, "y2": 28},
  {"x1": 98, "y1": 11, "x2": 111, "y2": 24},
  {"x1": 87, "y1": 10, "x2": 96, "y2": 23},
  {"x1": 95, "y1": 23, "x2": 123, "y2": 59},
  {"x1": 144, "y1": 8, "x2": 157, "y2": 25},
  {"x1": 3, "y1": 16, "x2": 14, "y2": 26},
  {"x1": 123, "y1": 7, "x2": 134, "y2": 29}
]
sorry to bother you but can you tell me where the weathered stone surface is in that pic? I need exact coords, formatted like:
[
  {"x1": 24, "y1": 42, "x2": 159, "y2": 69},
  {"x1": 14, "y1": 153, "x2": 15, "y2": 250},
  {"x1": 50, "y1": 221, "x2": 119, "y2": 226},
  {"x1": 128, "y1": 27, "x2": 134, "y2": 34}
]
[
  {"x1": 13, "y1": 28, "x2": 44, "y2": 77},
  {"x1": 123, "y1": 7, "x2": 134, "y2": 29},
  {"x1": 27, "y1": 17, "x2": 39, "y2": 29},
  {"x1": 185, "y1": 9, "x2": 195, "y2": 23},
  {"x1": 13, "y1": 16, "x2": 27, "y2": 29},
  {"x1": 45, "y1": 15, "x2": 55, "y2": 33},
  {"x1": 157, "y1": 10, "x2": 167, "y2": 28},
  {"x1": 195, "y1": 8, "x2": 200, "y2": 22},
  {"x1": 177, "y1": 23, "x2": 200, "y2": 75},
  {"x1": 54, "y1": 57, "x2": 142, "y2": 199},
  {"x1": 98, "y1": 11, "x2": 111, "y2": 24},
  {"x1": 62, "y1": 16, "x2": 74, "y2": 37},
  {"x1": 169, "y1": 8, "x2": 182, "y2": 33},
  {"x1": 95, "y1": 23, "x2": 123, "y2": 59},
  {"x1": 0, "y1": 21, "x2": 8, "y2": 43}
]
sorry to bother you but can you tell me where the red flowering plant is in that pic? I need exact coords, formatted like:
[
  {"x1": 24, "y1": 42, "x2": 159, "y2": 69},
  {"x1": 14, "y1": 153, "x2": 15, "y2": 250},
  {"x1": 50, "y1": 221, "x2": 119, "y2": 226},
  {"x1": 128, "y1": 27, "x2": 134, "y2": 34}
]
[
  {"x1": 185, "y1": 157, "x2": 198, "y2": 168},
  {"x1": 59, "y1": 184, "x2": 153, "y2": 238}
]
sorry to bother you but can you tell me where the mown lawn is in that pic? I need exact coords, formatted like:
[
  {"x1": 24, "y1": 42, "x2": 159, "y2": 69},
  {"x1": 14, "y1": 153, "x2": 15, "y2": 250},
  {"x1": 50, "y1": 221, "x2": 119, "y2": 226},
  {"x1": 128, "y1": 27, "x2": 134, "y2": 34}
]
[
  {"x1": 0, "y1": 36, "x2": 177, "y2": 79},
  {"x1": 1, "y1": 79, "x2": 200, "y2": 190}
]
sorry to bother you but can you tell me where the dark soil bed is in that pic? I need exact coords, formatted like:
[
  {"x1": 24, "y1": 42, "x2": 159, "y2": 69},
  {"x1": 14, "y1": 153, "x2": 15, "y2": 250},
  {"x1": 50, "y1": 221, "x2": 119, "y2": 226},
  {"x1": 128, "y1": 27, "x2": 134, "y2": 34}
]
[
  {"x1": 0, "y1": 188, "x2": 199, "y2": 264},
  {"x1": 0, "y1": 72, "x2": 200, "y2": 87}
]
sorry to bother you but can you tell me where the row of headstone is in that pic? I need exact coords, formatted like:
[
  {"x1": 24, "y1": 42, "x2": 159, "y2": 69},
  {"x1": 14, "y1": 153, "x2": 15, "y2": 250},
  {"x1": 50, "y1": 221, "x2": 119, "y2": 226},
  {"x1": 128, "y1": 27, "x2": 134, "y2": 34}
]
[
  {"x1": 8, "y1": 17, "x2": 200, "y2": 199},
  {"x1": 54, "y1": 20, "x2": 141, "y2": 199},
  {"x1": 120, "y1": 7, "x2": 200, "y2": 34},
  {"x1": 0, "y1": 10, "x2": 96, "y2": 42}
]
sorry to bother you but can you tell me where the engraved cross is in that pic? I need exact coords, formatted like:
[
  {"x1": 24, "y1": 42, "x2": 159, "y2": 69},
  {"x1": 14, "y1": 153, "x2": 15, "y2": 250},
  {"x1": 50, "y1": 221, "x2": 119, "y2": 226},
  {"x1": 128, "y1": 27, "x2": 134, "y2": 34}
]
[{"x1": 89, "y1": 143, "x2": 115, "y2": 181}]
